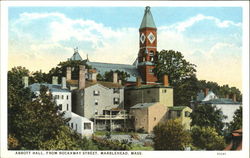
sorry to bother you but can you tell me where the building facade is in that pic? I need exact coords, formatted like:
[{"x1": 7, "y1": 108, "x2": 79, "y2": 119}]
[
  {"x1": 130, "y1": 103, "x2": 168, "y2": 133},
  {"x1": 124, "y1": 75, "x2": 173, "y2": 109},
  {"x1": 168, "y1": 106, "x2": 192, "y2": 130},
  {"x1": 28, "y1": 76, "x2": 94, "y2": 136}
]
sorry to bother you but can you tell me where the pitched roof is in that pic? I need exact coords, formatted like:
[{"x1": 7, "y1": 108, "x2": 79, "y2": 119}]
[
  {"x1": 125, "y1": 84, "x2": 172, "y2": 90},
  {"x1": 202, "y1": 98, "x2": 241, "y2": 105},
  {"x1": 140, "y1": 6, "x2": 156, "y2": 29},
  {"x1": 169, "y1": 106, "x2": 188, "y2": 111},
  {"x1": 69, "y1": 52, "x2": 83, "y2": 61},
  {"x1": 130, "y1": 102, "x2": 159, "y2": 109},
  {"x1": 86, "y1": 61, "x2": 139, "y2": 82},
  {"x1": 29, "y1": 83, "x2": 70, "y2": 93},
  {"x1": 67, "y1": 80, "x2": 123, "y2": 88}
]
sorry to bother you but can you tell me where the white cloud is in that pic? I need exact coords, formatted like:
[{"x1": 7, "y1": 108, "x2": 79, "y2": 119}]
[
  {"x1": 9, "y1": 11, "x2": 242, "y2": 90},
  {"x1": 172, "y1": 14, "x2": 242, "y2": 32}
]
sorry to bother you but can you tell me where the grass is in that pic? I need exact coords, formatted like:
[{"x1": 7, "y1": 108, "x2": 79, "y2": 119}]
[{"x1": 130, "y1": 144, "x2": 154, "y2": 151}]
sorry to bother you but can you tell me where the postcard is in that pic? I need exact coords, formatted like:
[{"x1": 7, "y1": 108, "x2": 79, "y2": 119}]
[{"x1": 1, "y1": 1, "x2": 249, "y2": 158}]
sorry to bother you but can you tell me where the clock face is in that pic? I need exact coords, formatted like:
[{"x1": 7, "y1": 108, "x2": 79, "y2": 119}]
[
  {"x1": 147, "y1": 32, "x2": 155, "y2": 44},
  {"x1": 140, "y1": 33, "x2": 146, "y2": 44}
]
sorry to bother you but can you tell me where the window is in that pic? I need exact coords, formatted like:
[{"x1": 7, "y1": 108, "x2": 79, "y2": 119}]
[
  {"x1": 149, "y1": 69, "x2": 154, "y2": 74},
  {"x1": 162, "y1": 89, "x2": 167, "y2": 93},
  {"x1": 154, "y1": 117, "x2": 156, "y2": 121},
  {"x1": 95, "y1": 100, "x2": 98, "y2": 105},
  {"x1": 185, "y1": 111, "x2": 190, "y2": 117},
  {"x1": 66, "y1": 95, "x2": 69, "y2": 100},
  {"x1": 113, "y1": 88, "x2": 120, "y2": 94},
  {"x1": 71, "y1": 123, "x2": 74, "y2": 128},
  {"x1": 177, "y1": 111, "x2": 181, "y2": 117},
  {"x1": 152, "y1": 98, "x2": 156, "y2": 102},
  {"x1": 151, "y1": 57, "x2": 154, "y2": 61},
  {"x1": 62, "y1": 95, "x2": 64, "y2": 99},
  {"x1": 95, "y1": 110, "x2": 98, "y2": 115},
  {"x1": 67, "y1": 104, "x2": 69, "y2": 111},
  {"x1": 149, "y1": 51, "x2": 154, "y2": 56},
  {"x1": 93, "y1": 90, "x2": 100, "y2": 96},
  {"x1": 147, "y1": 90, "x2": 150, "y2": 94},
  {"x1": 58, "y1": 104, "x2": 62, "y2": 110},
  {"x1": 75, "y1": 124, "x2": 77, "y2": 131},
  {"x1": 113, "y1": 98, "x2": 120, "y2": 104},
  {"x1": 84, "y1": 123, "x2": 91, "y2": 130}
]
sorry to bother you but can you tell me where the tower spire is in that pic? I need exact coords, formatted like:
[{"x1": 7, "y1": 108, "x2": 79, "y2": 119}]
[{"x1": 140, "y1": 6, "x2": 156, "y2": 29}]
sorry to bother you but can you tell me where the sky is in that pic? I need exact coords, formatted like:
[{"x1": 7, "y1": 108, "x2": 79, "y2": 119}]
[{"x1": 8, "y1": 6, "x2": 243, "y2": 90}]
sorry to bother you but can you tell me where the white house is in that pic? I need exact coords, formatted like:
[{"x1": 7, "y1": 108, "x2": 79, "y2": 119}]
[
  {"x1": 202, "y1": 98, "x2": 242, "y2": 124},
  {"x1": 64, "y1": 111, "x2": 93, "y2": 137},
  {"x1": 29, "y1": 82, "x2": 71, "y2": 112},
  {"x1": 28, "y1": 76, "x2": 94, "y2": 136}
]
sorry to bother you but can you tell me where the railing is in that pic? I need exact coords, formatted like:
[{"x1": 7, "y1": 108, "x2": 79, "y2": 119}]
[{"x1": 95, "y1": 114, "x2": 129, "y2": 120}]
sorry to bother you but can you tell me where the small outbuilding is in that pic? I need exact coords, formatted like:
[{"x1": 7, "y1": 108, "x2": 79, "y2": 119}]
[{"x1": 130, "y1": 102, "x2": 168, "y2": 133}]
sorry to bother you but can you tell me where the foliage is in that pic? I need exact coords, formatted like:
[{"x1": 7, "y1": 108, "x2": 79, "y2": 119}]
[
  {"x1": 153, "y1": 119, "x2": 191, "y2": 150},
  {"x1": 105, "y1": 132, "x2": 111, "y2": 139},
  {"x1": 154, "y1": 50, "x2": 197, "y2": 85},
  {"x1": 228, "y1": 106, "x2": 242, "y2": 132},
  {"x1": 153, "y1": 50, "x2": 242, "y2": 107},
  {"x1": 8, "y1": 134, "x2": 20, "y2": 149},
  {"x1": 154, "y1": 50, "x2": 199, "y2": 106},
  {"x1": 102, "y1": 70, "x2": 130, "y2": 85},
  {"x1": 92, "y1": 136, "x2": 132, "y2": 150},
  {"x1": 174, "y1": 76, "x2": 200, "y2": 106},
  {"x1": 191, "y1": 126, "x2": 226, "y2": 150},
  {"x1": 7, "y1": 67, "x2": 97, "y2": 150},
  {"x1": 190, "y1": 104, "x2": 226, "y2": 135}
]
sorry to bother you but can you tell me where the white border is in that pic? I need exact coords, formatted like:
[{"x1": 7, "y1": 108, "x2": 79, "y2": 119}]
[{"x1": 1, "y1": 1, "x2": 249, "y2": 158}]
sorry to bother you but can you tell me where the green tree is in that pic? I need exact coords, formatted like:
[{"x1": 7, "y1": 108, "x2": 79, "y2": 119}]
[
  {"x1": 103, "y1": 70, "x2": 130, "y2": 85},
  {"x1": 191, "y1": 126, "x2": 226, "y2": 150},
  {"x1": 8, "y1": 67, "x2": 97, "y2": 150},
  {"x1": 228, "y1": 106, "x2": 242, "y2": 131},
  {"x1": 154, "y1": 50, "x2": 198, "y2": 106},
  {"x1": 190, "y1": 104, "x2": 226, "y2": 135},
  {"x1": 30, "y1": 70, "x2": 49, "y2": 84},
  {"x1": 154, "y1": 50, "x2": 196, "y2": 85},
  {"x1": 153, "y1": 119, "x2": 191, "y2": 150}
]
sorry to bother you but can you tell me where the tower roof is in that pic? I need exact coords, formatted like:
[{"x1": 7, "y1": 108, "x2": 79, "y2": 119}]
[
  {"x1": 69, "y1": 47, "x2": 82, "y2": 61},
  {"x1": 140, "y1": 6, "x2": 156, "y2": 29}
]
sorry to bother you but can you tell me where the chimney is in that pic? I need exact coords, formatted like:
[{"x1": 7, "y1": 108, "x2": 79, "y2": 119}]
[
  {"x1": 163, "y1": 75, "x2": 169, "y2": 86},
  {"x1": 92, "y1": 72, "x2": 97, "y2": 82},
  {"x1": 61, "y1": 77, "x2": 67, "y2": 89},
  {"x1": 22, "y1": 76, "x2": 29, "y2": 88},
  {"x1": 204, "y1": 88, "x2": 209, "y2": 97},
  {"x1": 89, "y1": 69, "x2": 97, "y2": 82},
  {"x1": 232, "y1": 94, "x2": 237, "y2": 102},
  {"x1": 79, "y1": 65, "x2": 85, "y2": 89},
  {"x1": 136, "y1": 77, "x2": 142, "y2": 87},
  {"x1": 118, "y1": 80, "x2": 122, "y2": 85},
  {"x1": 113, "y1": 72, "x2": 118, "y2": 83},
  {"x1": 52, "y1": 76, "x2": 58, "y2": 85},
  {"x1": 66, "y1": 67, "x2": 71, "y2": 81}
]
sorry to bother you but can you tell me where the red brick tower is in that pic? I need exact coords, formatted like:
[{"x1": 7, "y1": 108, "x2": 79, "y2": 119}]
[{"x1": 138, "y1": 6, "x2": 158, "y2": 85}]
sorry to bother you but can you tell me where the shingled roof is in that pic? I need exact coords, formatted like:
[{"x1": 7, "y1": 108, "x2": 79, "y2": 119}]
[
  {"x1": 67, "y1": 80, "x2": 123, "y2": 88},
  {"x1": 86, "y1": 61, "x2": 140, "y2": 82}
]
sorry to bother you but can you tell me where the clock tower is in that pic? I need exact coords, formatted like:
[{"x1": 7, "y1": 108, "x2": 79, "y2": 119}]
[{"x1": 138, "y1": 6, "x2": 158, "y2": 84}]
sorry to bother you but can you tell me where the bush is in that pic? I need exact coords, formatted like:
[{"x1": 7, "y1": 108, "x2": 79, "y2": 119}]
[
  {"x1": 92, "y1": 136, "x2": 131, "y2": 150},
  {"x1": 153, "y1": 119, "x2": 191, "y2": 150},
  {"x1": 191, "y1": 126, "x2": 226, "y2": 150}
]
